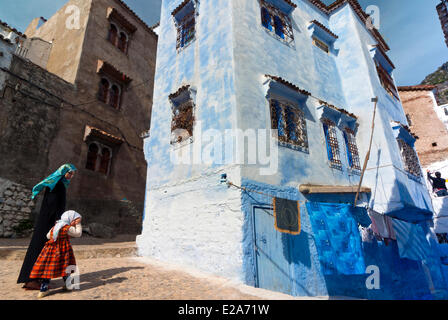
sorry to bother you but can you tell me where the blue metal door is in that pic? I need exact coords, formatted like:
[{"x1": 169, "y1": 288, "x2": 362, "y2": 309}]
[{"x1": 253, "y1": 206, "x2": 293, "y2": 294}]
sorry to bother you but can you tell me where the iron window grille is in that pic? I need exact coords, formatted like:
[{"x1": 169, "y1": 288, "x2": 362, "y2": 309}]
[
  {"x1": 176, "y1": 11, "x2": 196, "y2": 51},
  {"x1": 343, "y1": 128, "x2": 361, "y2": 171},
  {"x1": 322, "y1": 119, "x2": 342, "y2": 168},
  {"x1": 260, "y1": 0, "x2": 294, "y2": 45},
  {"x1": 397, "y1": 138, "x2": 421, "y2": 177},
  {"x1": 270, "y1": 99, "x2": 308, "y2": 151}
]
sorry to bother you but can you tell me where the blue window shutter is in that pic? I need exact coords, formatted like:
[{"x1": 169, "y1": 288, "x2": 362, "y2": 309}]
[
  {"x1": 261, "y1": 8, "x2": 272, "y2": 31},
  {"x1": 274, "y1": 16, "x2": 284, "y2": 39},
  {"x1": 323, "y1": 124, "x2": 333, "y2": 161},
  {"x1": 344, "y1": 132, "x2": 353, "y2": 168}
]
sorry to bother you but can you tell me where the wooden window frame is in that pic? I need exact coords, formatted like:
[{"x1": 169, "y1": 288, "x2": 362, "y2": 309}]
[{"x1": 312, "y1": 37, "x2": 329, "y2": 53}]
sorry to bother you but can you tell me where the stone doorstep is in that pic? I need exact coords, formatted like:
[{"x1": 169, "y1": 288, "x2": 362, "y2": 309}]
[{"x1": 0, "y1": 243, "x2": 137, "y2": 261}]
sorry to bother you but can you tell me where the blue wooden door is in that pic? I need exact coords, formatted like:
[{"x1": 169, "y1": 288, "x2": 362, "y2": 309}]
[{"x1": 253, "y1": 206, "x2": 293, "y2": 295}]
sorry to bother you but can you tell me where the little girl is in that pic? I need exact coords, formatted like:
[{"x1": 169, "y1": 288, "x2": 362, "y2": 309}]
[{"x1": 29, "y1": 210, "x2": 82, "y2": 298}]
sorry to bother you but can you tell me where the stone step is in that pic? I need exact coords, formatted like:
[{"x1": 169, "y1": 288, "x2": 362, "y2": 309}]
[{"x1": 0, "y1": 244, "x2": 137, "y2": 261}]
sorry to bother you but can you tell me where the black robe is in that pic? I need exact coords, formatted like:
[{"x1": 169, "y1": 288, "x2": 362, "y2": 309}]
[{"x1": 17, "y1": 180, "x2": 66, "y2": 283}]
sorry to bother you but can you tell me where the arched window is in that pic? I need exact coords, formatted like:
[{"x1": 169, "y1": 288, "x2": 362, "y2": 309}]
[
  {"x1": 109, "y1": 85, "x2": 120, "y2": 108},
  {"x1": 99, "y1": 147, "x2": 111, "y2": 175},
  {"x1": 99, "y1": 78, "x2": 110, "y2": 103},
  {"x1": 118, "y1": 32, "x2": 128, "y2": 53},
  {"x1": 86, "y1": 143, "x2": 99, "y2": 171},
  {"x1": 108, "y1": 24, "x2": 118, "y2": 46}
]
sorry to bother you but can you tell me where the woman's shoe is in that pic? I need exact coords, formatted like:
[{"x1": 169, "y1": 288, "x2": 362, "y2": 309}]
[{"x1": 37, "y1": 291, "x2": 49, "y2": 299}]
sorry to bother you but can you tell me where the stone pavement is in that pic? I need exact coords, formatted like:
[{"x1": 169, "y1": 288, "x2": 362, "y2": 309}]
[{"x1": 0, "y1": 236, "x2": 330, "y2": 300}]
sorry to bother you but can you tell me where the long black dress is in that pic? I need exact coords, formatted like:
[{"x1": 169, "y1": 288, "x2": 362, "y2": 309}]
[{"x1": 17, "y1": 180, "x2": 66, "y2": 284}]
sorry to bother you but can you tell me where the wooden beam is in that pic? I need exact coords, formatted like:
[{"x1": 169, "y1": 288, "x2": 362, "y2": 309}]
[{"x1": 299, "y1": 184, "x2": 371, "y2": 195}]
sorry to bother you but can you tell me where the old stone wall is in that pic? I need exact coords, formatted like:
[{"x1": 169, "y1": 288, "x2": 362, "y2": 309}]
[
  {"x1": 399, "y1": 89, "x2": 448, "y2": 167},
  {"x1": 0, "y1": 178, "x2": 36, "y2": 238}
]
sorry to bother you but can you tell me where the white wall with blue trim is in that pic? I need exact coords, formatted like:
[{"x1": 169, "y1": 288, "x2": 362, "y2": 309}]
[{"x1": 137, "y1": 0, "x2": 448, "y2": 299}]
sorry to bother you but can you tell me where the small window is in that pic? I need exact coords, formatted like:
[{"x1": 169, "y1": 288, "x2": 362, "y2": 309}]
[
  {"x1": 99, "y1": 147, "x2": 111, "y2": 175},
  {"x1": 86, "y1": 143, "x2": 99, "y2": 171},
  {"x1": 118, "y1": 32, "x2": 128, "y2": 53},
  {"x1": 108, "y1": 24, "x2": 118, "y2": 46},
  {"x1": 375, "y1": 60, "x2": 399, "y2": 100},
  {"x1": 173, "y1": 1, "x2": 197, "y2": 51},
  {"x1": 99, "y1": 78, "x2": 110, "y2": 103},
  {"x1": 322, "y1": 119, "x2": 341, "y2": 168},
  {"x1": 397, "y1": 138, "x2": 421, "y2": 177},
  {"x1": 343, "y1": 129, "x2": 361, "y2": 171},
  {"x1": 312, "y1": 37, "x2": 329, "y2": 53},
  {"x1": 259, "y1": 0, "x2": 294, "y2": 44},
  {"x1": 270, "y1": 99, "x2": 308, "y2": 150},
  {"x1": 109, "y1": 85, "x2": 121, "y2": 109},
  {"x1": 432, "y1": 142, "x2": 438, "y2": 147}
]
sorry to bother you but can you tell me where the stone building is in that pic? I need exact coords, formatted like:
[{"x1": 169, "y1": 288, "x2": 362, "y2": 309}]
[
  {"x1": 0, "y1": 0, "x2": 157, "y2": 237},
  {"x1": 438, "y1": 0, "x2": 448, "y2": 48},
  {"x1": 398, "y1": 85, "x2": 448, "y2": 167},
  {"x1": 138, "y1": 0, "x2": 447, "y2": 299}
]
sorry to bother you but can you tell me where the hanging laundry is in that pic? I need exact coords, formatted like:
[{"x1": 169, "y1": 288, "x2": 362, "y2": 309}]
[
  {"x1": 273, "y1": 198, "x2": 301, "y2": 235},
  {"x1": 368, "y1": 209, "x2": 396, "y2": 240},
  {"x1": 392, "y1": 219, "x2": 430, "y2": 261},
  {"x1": 306, "y1": 202, "x2": 365, "y2": 275}
]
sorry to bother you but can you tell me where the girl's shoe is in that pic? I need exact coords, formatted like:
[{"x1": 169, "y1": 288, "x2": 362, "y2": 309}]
[{"x1": 37, "y1": 291, "x2": 49, "y2": 299}]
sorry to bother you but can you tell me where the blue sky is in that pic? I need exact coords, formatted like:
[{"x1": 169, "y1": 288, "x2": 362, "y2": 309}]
[{"x1": 0, "y1": 0, "x2": 446, "y2": 85}]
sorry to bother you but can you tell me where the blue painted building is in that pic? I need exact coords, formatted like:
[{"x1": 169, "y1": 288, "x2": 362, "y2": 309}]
[{"x1": 137, "y1": 0, "x2": 448, "y2": 299}]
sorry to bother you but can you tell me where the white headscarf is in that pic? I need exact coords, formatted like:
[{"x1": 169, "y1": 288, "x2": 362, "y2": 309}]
[{"x1": 52, "y1": 210, "x2": 81, "y2": 241}]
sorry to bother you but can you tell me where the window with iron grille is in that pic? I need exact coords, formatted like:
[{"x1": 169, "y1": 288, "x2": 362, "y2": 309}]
[
  {"x1": 259, "y1": 0, "x2": 294, "y2": 45},
  {"x1": 171, "y1": 100, "x2": 195, "y2": 144},
  {"x1": 375, "y1": 60, "x2": 399, "y2": 100},
  {"x1": 270, "y1": 99, "x2": 308, "y2": 151},
  {"x1": 397, "y1": 138, "x2": 421, "y2": 177},
  {"x1": 322, "y1": 119, "x2": 341, "y2": 168},
  {"x1": 343, "y1": 128, "x2": 361, "y2": 171},
  {"x1": 176, "y1": 11, "x2": 196, "y2": 51}
]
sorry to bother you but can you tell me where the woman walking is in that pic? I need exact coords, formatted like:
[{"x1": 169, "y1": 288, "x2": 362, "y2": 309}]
[{"x1": 17, "y1": 164, "x2": 77, "y2": 289}]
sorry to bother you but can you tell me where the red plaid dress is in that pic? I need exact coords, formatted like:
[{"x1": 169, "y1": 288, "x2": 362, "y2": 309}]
[{"x1": 30, "y1": 225, "x2": 76, "y2": 279}]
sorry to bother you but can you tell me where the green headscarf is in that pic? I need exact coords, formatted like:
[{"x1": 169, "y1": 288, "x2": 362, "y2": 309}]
[{"x1": 31, "y1": 164, "x2": 77, "y2": 199}]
